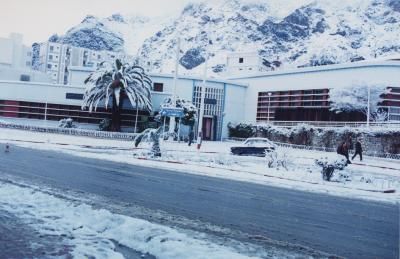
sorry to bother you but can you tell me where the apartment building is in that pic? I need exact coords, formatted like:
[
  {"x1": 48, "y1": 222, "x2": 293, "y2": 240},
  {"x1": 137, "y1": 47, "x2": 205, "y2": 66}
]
[
  {"x1": 0, "y1": 33, "x2": 32, "y2": 69},
  {"x1": 37, "y1": 42, "x2": 128, "y2": 84}
]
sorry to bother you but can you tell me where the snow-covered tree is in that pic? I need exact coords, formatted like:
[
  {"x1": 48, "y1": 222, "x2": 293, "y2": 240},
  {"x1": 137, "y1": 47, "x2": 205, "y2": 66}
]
[
  {"x1": 160, "y1": 97, "x2": 197, "y2": 139},
  {"x1": 329, "y1": 83, "x2": 388, "y2": 120},
  {"x1": 134, "y1": 127, "x2": 164, "y2": 157},
  {"x1": 82, "y1": 59, "x2": 152, "y2": 131}
]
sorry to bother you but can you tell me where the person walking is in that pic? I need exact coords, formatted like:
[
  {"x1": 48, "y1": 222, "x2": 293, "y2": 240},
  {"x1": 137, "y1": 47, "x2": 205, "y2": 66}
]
[
  {"x1": 337, "y1": 141, "x2": 351, "y2": 164},
  {"x1": 188, "y1": 130, "x2": 194, "y2": 146},
  {"x1": 352, "y1": 138, "x2": 363, "y2": 161},
  {"x1": 348, "y1": 136, "x2": 354, "y2": 154}
]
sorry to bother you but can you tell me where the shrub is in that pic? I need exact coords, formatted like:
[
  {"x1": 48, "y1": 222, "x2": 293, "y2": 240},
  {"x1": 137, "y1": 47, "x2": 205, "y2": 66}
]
[
  {"x1": 315, "y1": 156, "x2": 348, "y2": 181},
  {"x1": 266, "y1": 151, "x2": 289, "y2": 170},
  {"x1": 58, "y1": 118, "x2": 76, "y2": 128},
  {"x1": 227, "y1": 123, "x2": 255, "y2": 138},
  {"x1": 99, "y1": 118, "x2": 111, "y2": 131}
]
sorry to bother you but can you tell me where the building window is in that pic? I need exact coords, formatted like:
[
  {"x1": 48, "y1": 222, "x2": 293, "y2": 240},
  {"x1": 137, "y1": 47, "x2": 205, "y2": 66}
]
[
  {"x1": 49, "y1": 55, "x2": 53, "y2": 60},
  {"x1": 153, "y1": 83, "x2": 163, "y2": 92},
  {"x1": 50, "y1": 46, "x2": 54, "y2": 51},
  {"x1": 26, "y1": 61, "x2": 31, "y2": 66},
  {"x1": 239, "y1": 57, "x2": 244, "y2": 63},
  {"x1": 47, "y1": 64, "x2": 52, "y2": 69},
  {"x1": 55, "y1": 64, "x2": 58, "y2": 68},
  {"x1": 20, "y1": 75, "x2": 30, "y2": 81},
  {"x1": 66, "y1": 93, "x2": 84, "y2": 100},
  {"x1": 27, "y1": 52, "x2": 32, "y2": 57}
]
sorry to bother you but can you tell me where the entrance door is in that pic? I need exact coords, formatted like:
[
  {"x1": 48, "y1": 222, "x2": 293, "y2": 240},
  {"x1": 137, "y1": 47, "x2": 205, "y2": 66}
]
[{"x1": 202, "y1": 117, "x2": 213, "y2": 140}]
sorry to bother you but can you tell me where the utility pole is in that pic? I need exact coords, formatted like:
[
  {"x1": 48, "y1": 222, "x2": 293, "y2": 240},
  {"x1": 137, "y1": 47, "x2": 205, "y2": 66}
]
[
  {"x1": 367, "y1": 85, "x2": 371, "y2": 128},
  {"x1": 169, "y1": 38, "x2": 181, "y2": 138},
  {"x1": 197, "y1": 58, "x2": 207, "y2": 150}
]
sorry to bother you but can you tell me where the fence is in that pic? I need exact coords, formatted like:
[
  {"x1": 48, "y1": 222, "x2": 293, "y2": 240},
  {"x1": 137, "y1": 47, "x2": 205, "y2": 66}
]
[
  {"x1": 266, "y1": 121, "x2": 400, "y2": 128},
  {"x1": 273, "y1": 141, "x2": 400, "y2": 160},
  {"x1": 0, "y1": 122, "x2": 137, "y2": 141}
]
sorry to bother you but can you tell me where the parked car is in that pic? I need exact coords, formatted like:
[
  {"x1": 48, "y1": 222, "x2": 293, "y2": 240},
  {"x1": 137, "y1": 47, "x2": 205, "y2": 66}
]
[{"x1": 231, "y1": 137, "x2": 276, "y2": 156}]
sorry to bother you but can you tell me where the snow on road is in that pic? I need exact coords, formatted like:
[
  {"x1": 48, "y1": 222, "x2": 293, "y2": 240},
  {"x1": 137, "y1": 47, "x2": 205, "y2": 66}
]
[
  {"x1": 0, "y1": 128, "x2": 399, "y2": 203},
  {"x1": 0, "y1": 180, "x2": 273, "y2": 259}
]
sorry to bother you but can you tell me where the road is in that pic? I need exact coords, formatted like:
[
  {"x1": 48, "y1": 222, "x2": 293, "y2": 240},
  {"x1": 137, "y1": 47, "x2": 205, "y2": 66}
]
[{"x1": 0, "y1": 145, "x2": 399, "y2": 258}]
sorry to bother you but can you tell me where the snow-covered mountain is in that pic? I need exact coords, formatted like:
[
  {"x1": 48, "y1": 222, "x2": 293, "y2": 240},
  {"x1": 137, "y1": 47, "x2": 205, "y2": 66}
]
[{"x1": 46, "y1": 0, "x2": 400, "y2": 76}]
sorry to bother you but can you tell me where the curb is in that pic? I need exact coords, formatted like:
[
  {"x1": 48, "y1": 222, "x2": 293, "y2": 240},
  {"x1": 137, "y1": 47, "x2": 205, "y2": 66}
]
[{"x1": 134, "y1": 157, "x2": 396, "y2": 194}]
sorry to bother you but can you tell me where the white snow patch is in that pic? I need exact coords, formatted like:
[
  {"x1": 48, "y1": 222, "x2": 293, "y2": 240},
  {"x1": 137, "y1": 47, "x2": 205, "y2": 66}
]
[{"x1": 0, "y1": 181, "x2": 263, "y2": 259}]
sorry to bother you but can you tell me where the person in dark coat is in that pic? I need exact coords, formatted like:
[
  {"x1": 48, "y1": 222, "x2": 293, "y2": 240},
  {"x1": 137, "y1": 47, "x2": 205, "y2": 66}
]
[
  {"x1": 352, "y1": 138, "x2": 363, "y2": 161},
  {"x1": 337, "y1": 141, "x2": 351, "y2": 164},
  {"x1": 348, "y1": 136, "x2": 354, "y2": 153},
  {"x1": 188, "y1": 130, "x2": 194, "y2": 146}
]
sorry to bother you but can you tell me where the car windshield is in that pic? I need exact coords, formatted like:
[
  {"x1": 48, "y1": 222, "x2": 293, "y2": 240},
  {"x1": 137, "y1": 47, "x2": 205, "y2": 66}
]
[{"x1": 245, "y1": 139, "x2": 271, "y2": 146}]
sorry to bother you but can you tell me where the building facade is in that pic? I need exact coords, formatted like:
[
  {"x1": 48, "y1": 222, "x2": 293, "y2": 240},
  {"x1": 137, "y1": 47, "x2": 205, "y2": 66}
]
[
  {"x1": 1, "y1": 57, "x2": 400, "y2": 139},
  {"x1": 0, "y1": 33, "x2": 32, "y2": 69},
  {"x1": 229, "y1": 60, "x2": 400, "y2": 123},
  {"x1": 37, "y1": 42, "x2": 128, "y2": 85},
  {"x1": 0, "y1": 73, "x2": 247, "y2": 139}
]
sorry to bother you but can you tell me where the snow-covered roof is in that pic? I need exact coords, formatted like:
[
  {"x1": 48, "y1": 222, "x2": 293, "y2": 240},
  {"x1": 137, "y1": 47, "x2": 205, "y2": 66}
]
[
  {"x1": 149, "y1": 73, "x2": 248, "y2": 88},
  {"x1": 68, "y1": 66, "x2": 96, "y2": 72},
  {"x1": 227, "y1": 60, "x2": 400, "y2": 80}
]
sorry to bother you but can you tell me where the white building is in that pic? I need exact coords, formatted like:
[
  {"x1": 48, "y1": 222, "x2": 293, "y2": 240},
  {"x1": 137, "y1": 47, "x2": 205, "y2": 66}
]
[
  {"x1": 1, "y1": 58, "x2": 399, "y2": 139},
  {"x1": 37, "y1": 42, "x2": 128, "y2": 85},
  {"x1": 226, "y1": 52, "x2": 262, "y2": 76},
  {"x1": 229, "y1": 60, "x2": 400, "y2": 123},
  {"x1": 0, "y1": 33, "x2": 32, "y2": 69},
  {"x1": 0, "y1": 72, "x2": 247, "y2": 139}
]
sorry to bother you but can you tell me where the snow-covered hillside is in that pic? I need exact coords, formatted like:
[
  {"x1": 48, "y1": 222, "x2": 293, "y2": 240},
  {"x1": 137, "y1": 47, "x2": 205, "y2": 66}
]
[{"x1": 46, "y1": 0, "x2": 400, "y2": 76}]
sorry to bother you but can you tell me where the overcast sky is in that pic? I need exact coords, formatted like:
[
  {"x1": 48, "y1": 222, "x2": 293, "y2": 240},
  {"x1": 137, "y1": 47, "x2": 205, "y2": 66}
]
[{"x1": 0, "y1": 0, "x2": 194, "y2": 45}]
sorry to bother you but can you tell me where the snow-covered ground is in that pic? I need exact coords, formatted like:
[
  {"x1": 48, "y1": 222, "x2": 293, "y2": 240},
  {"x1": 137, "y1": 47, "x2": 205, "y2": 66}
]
[
  {"x1": 0, "y1": 180, "x2": 281, "y2": 258},
  {"x1": 0, "y1": 128, "x2": 399, "y2": 203}
]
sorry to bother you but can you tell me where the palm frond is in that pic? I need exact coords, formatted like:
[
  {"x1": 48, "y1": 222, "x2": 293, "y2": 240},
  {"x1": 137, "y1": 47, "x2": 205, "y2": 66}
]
[{"x1": 82, "y1": 59, "x2": 153, "y2": 112}]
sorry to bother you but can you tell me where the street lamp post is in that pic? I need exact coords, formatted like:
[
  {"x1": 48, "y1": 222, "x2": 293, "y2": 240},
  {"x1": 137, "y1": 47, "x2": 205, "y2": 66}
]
[
  {"x1": 134, "y1": 101, "x2": 139, "y2": 133},
  {"x1": 367, "y1": 85, "x2": 371, "y2": 128},
  {"x1": 197, "y1": 59, "x2": 207, "y2": 150},
  {"x1": 267, "y1": 92, "x2": 272, "y2": 123}
]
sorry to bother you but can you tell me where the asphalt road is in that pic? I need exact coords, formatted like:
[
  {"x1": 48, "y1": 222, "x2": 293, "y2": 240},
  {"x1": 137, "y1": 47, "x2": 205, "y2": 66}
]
[{"x1": 0, "y1": 145, "x2": 399, "y2": 258}]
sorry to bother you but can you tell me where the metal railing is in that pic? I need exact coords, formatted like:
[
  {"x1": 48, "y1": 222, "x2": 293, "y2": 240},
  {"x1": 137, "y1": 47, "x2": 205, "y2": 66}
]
[
  {"x1": 226, "y1": 138, "x2": 400, "y2": 160},
  {"x1": 0, "y1": 122, "x2": 137, "y2": 141},
  {"x1": 274, "y1": 141, "x2": 400, "y2": 160},
  {"x1": 261, "y1": 121, "x2": 400, "y2": 128}
]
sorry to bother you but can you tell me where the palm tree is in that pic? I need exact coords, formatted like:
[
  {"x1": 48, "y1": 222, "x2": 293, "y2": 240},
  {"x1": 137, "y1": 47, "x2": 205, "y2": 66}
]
[{"x1": 82, "y1": 59, "x2": 152, "y2": 131}]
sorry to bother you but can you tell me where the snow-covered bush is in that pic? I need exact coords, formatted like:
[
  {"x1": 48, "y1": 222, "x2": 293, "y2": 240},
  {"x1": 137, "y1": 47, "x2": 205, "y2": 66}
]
[
  {"x1": 227, "y1": 123, "x2": 255, "y2": 138},
  {"x1": 266, "y1": 151, "x2": 289, "y2": 170},
  {"x1": 99, "y1": 118, "x2": 111, "y2": 131},
  {"x1": 58, "y1": 118, "x2": 76, "y2": 128},
  {"x1": 227, "y1": 122, "x2": 400, "y2": 155},
  {"x1": 315, "y1": 156, "x2": 348, "y2": 181},
  {"x1": 134, "y1": 127, "x2": 163, "y2": 157}
]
